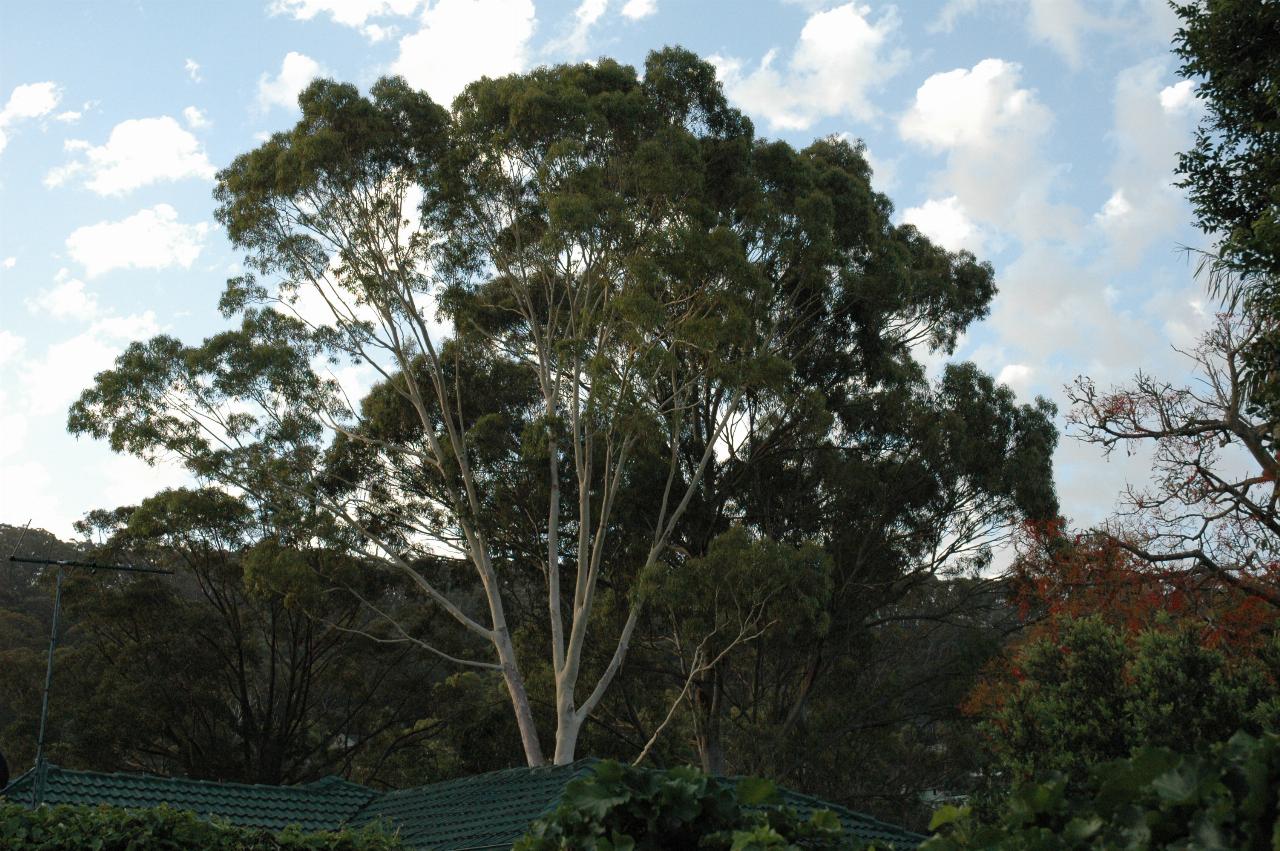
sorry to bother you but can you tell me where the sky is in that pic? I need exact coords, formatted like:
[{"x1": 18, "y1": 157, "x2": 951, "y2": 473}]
[{"x1": 0, "y1": 0, "x2": 1214, "y2": 539}]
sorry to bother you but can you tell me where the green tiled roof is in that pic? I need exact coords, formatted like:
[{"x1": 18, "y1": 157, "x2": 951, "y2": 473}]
[
  {"x1": 348, "y1": 760, "x2": 597, "y2": 850},
  {"x1": 0, "y1": 766, "x2": 375, "y2": 833},
  {"x1": 2, "y1": 760, "x2": 925, "y2": 850}
]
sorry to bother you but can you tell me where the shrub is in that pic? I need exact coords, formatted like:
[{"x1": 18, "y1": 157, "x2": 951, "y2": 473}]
[
  {"x1": 0, "y1": 801, "x2": 402, "y2": 850},
  {"x1": 972, "y1": 615, "x2": 1280, "y2": 788},
  {"x1": 515, "y1": 760, "x2": 884, "y2": 850},
  {"x1": 921, "y1": 731, "x2": 1280, "y2": 849}
]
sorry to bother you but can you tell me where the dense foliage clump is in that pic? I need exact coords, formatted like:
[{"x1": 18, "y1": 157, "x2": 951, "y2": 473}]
[
  {"x1": 968, "y1": 614, "x2": 1280, "y2": 788},
  {"x1": 516, "y1": 760, "x2": 886, "y2": 850},
  {"x1": 921, "y1": 731, "x2": 1280, "y2": 850}
]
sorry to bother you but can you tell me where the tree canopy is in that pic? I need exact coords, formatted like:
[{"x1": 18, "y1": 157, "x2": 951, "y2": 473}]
[{"x1": 68, "y1": 49, "x2": 1055, "y2": 778}]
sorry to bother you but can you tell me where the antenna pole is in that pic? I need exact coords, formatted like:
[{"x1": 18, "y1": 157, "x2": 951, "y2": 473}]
[{"x1": 31, "y1": 567, "x2": 63, "y2": 807}]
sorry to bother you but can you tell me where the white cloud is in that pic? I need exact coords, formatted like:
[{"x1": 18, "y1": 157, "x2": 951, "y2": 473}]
[
  {"x1": 258, "y1": 52, "x2": 326, "y2": 111},
  {"x1": 27, "y1": 274, "x2": 100, "y2": 321},
  {"x1": 20, "y1": 311, "x2": 160, "y2": 416},
  {"x1": 1159, "y1": 79, "x2": 1196, "y2": 114},
  {"x1": 1095, "y1": 58, "x2": 1200, "y2": 266},
  {"x1": 0, "y1": 330, "x2": 25, "y2": 367},
  {"x1": 98, "y1": 454, "x2": 193, "y2": 513},
  {"x1": 2, "y1": 256, "x2": 15, "y2": 269},
  {"x1": 271, "y1": 0, "x2": 421, "y2": 38},
  {"x1": 933, "y1": 0, "x2": 1135, "y2": 67},
  {"x1": 996, "y1": 363, "x2": 1034, "y2": 395},
  {"x1": 902, "y1": 196, "x2": 984, "y2": 254},
  {"x1": 44, "y1": 116, "x2": 216, "y2": 195},
  {"x1": 183, "y1": 106, "x2": 209, "y2": 128},
  {"x1": 0, "y1": 460, "x2": 54, "y2": 526},
  {"x1": 1024, "y1": 0, "x2": 1110, "y2": 67},
  {"x1": 1095, "y1": 189, "x2": 1133, "y2": 224},
  {"x1": 54, "y1": 110, "x2": 81, "y2": 123},
  {"x1": 185, "y1": 58, "x2": 202, "y2": 82},
  {"x1": 0, "y1": 81, "x2": 62, "y2": 125},
  {"x1": 391, "y1": 0, "x2": 536, "y2": 106},
  {"x1": 549, "y1": 0, "x2": 608, "y2": 57},
  {"x1": 899, "y1": 58, "x2": 1075, "y2": 245},
  {"x1": 66, "y1": 205, "x2": 210, "y2": 278},
  {"x1": 900, "y1": 58, "x2": 1044, "y2": 150},
  {"x1": 0, "y1": 81, "x2": 62, "y2": 155},
  {"x1": 711, "y1": 3, "x2": 905, "y2": 131},
  {"x1": 620, "y1": 0, "x2": 655, "y2": 19}
]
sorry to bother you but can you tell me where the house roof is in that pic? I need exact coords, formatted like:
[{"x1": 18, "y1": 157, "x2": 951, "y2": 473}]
[
  {"x1": 0, "y1": 765, "x2": 375, "y2": 833},
  {"x1": 2, "y1": 760, "x2": 925, "y2": 850}
]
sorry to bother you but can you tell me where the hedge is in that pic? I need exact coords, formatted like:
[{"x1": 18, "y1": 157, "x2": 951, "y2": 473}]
[{"x1": 0, "y1": 801, "x2": 402, "y2": 850}]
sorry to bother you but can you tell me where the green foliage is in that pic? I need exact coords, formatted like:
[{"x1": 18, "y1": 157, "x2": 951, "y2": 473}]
[
  {"x1": 921, "y1": 731, "x2": 1280, "y2": 850},
  {"x1": 979, "y1": 616, "x2": 1280, "y2": 788},
  {"x1": 1174, "y1": 0, "x2": 1280, "y2": 283},
  {"x1": 1172, "y1": 0, "x2": 1280, "y2": 424},
  {"x1": 0, "y1": 802, "x2": 401, "y2": 851},
  {"x1": 515, "y1": 761, "x2": 877, "y2": 850}
]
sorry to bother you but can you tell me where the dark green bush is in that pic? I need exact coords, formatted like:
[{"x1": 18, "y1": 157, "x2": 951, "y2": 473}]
[
  {"x1": 0, "y1": 801, "x2": 402, "y2": 850},
  {"x1": 515, "y1": 760, "x2": 883, "y2": 850},
  {"x1": 921, "y1": 731, "x2": 1280, "y2": 850}
]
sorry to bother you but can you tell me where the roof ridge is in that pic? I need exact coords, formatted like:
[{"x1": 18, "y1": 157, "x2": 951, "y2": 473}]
[
  {"x1": 7, "y1": 763, "x2": 373, "y2": 798},
  {"x1": 358, "y1": 757, "x2": 598, "y2": 809}
]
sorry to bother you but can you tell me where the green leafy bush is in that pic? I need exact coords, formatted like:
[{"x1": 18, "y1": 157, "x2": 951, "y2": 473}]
[
  {"x1": 0, "y1": 801, "x2": 402, "y2": 850},
  {"x1": 922, "y1": 731, "x2": 1280, "y2": 849},
  {"x1": 515, "y1": 760, "x2": 881, "y2": 850},
  {"x1": 976, "y1": 615, "x2": 1280, "y2": 788}
]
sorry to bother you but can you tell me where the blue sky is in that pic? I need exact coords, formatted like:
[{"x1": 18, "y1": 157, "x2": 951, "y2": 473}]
[{"x1": 0, "y1": 0, "x2": 1212, "y2": 537}]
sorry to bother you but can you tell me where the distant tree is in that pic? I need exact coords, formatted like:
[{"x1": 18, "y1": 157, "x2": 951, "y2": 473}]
[{"x1": 0, "y1": 491, "x2": 475, "y2": 786}]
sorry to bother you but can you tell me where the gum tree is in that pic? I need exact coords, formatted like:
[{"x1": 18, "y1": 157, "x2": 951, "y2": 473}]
[{"x1": 70, "y1": 50, "x2": 1007, "y2": 765}]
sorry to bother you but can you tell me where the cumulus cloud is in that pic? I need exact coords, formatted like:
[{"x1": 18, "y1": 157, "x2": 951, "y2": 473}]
[
  {"x1": 66, "y1": 205, "x2": 210, "y2": 278},
  {"x1": 26, "y1": 273, "x2": 100, "y2": 321},
  {"x1": 1159, "y1": 79, "x2": 1196, "y2": 114},
  {"x1": 899, "y1": 58, "x2": 1075, "y2": 244},
  {"x1": 2, "y1": 256, "x2": 15, "y2": 269},
  {"x1": 548, "y1": 0, "x2": 608, "y2": 57},
  {"x1": 900, "y1": 58, "x2": 1045, "y2": 150},
  {"x1": 620, "y1": 0, "x2": 655, "y2": 19},
  {"x1": 1095, "y1": 58, "x2": 1201, "y2": 267},
  {"x1": 1, "y1": 81, "x2": 62, "y2": 125},
  {"x1": 711, "y1": 3, "x2": 906, "y2": 131},
  {"x1": 0, "y1": 81, "x2": 62, "y2": 155},
  {"x1": 185, "y1": 58, "x2": 202, "y2": 82},
  {"x1": 996, "y1": 363, "x2": 1034, "y2": 396},
  {"x1": 391, "y1": 0, "x2": 536, "y2": 106},
  {"x1": 271, "y1": 0, "x2": 421, "y2": 39},
  {"x1": 902, "y1": 196, "x2": 984, "y2": 254},
  {"x1": 44, "y1": 116, "x2": 216, "y2": 195},
  {"x1": 258, "y1": 52, "x2": 326, "y2": 111}
]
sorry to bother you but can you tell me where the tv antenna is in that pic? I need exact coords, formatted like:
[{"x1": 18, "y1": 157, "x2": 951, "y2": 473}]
[{"x1": 7, "y1": 522, "x2": 172, "y2": 806}]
